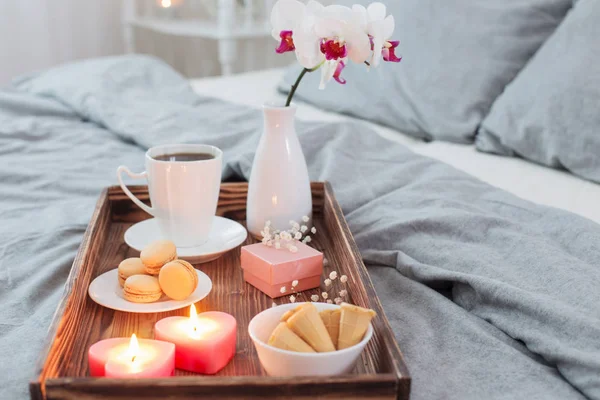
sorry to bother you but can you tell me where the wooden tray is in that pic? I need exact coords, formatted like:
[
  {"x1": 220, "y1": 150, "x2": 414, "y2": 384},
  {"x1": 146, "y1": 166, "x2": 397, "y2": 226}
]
[{"x1": 31, "y1": 182, "x2": 410, "y2": 400}]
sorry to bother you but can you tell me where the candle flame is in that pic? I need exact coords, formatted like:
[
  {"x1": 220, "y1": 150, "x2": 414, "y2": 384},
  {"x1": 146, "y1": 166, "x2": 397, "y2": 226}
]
[
  {"x1": 190, "y1": 304, "x2": 198, "y2": 332},
  {"x1": 161, "y1": 0, "x2": 172, "y2": 8},
  {"x1": 186, "y1": 304, "x2": 220, "y2": 337},
  {"x1": 127, "y1": 334, "x2": 139, "y2": 363}
]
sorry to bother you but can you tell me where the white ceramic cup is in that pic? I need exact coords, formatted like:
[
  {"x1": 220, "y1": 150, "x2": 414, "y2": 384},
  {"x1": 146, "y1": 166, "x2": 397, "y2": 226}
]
[{"x1": 117, "y1": 144, "x2": 222, "y2": 248}]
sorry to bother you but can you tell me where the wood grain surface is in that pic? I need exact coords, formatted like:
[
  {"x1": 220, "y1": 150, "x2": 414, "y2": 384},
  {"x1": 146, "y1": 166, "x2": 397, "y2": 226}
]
[{"x1": 31, "y1": 182, "x2": 410, "y2": 400}]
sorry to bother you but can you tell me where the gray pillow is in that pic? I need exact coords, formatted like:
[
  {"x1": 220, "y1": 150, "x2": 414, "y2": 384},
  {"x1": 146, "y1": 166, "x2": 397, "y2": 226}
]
[
  {"x1": 476, "y1": 0, "x2": 600, "y2": 183},
  {"x1": 279, "y1": 0, "x2": 573, "y2": 143}
]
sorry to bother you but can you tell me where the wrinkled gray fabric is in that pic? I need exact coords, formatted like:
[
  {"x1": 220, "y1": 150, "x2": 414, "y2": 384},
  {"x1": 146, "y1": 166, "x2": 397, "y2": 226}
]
[
  {"x1": 476, "y1": 0, "x2": 600, "y2": 183},
  {"x1": 1, "y1": 56, "x2": 599, "y2": 400},
  {"x1": 279, "y1": 0, "x2": 573, "y2": 143}
]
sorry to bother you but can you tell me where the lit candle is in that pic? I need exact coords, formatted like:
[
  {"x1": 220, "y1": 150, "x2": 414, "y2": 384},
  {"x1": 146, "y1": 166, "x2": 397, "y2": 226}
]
[
  {"x1": 88, "y1": 334, "x2": 175, "y2": 378},
  {"x1": 155, "y1": 305, "x2": 236, "y2": 374},
  {"x1": 156, "y1": 0, "x2": 183, "y2": 8},
  {"x1": 155, "y1": 0, "x2": 182, "y2": 18}
]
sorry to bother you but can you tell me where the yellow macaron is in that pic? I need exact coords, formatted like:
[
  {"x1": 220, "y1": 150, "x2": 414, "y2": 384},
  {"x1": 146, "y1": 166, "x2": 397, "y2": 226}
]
[
  {"x1": 140, "y1": 240, "x2": 177, "y2": 275},
  {"x1": 123, "y1": 275, "x2": 163, "y2": 303},
  {"x1": 158, "y1": 260, "x2": 198, "y2": 301},
  {"x1": 117, "y1": 257, "x2": 147, "y2": 287}
]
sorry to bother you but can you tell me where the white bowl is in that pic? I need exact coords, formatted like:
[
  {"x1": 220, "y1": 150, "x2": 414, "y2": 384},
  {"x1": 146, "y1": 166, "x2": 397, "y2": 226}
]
[{"x1": 248, "y1": 302, "x2": 373, "y2": 377}]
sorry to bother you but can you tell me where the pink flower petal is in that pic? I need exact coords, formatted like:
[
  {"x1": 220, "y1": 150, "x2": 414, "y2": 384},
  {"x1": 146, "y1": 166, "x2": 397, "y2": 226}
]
[
  {"x1": 383, "y1": 40, "x2": 402, "y2": 63},
  {"x1": 333, "y1": 60, "x2": 347, "y2": 84},
  {"x1": 320, "y1": 39, "x2": 348, "y2": 61},
  {"x1": 276, "y1": 30, "x2": 295, "y2": 54}
]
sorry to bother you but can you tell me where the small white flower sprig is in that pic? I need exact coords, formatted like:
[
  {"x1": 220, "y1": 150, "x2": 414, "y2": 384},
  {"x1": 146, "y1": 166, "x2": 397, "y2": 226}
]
[
  {"x1": 272, "y1": 260, "x2": 350, "y2": 306},
  {"x1": 260, "y1": 216, "x2": 317, "y2": 253}
]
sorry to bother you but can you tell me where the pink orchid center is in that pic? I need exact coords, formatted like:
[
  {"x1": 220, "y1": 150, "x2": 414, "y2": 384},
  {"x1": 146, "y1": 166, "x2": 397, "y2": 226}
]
[
  {"x1": 320, "y1": 39, "x2": 348, "y2": 61},
  {"x1": 276, "y1": 30, "x2": 295, "y2": 54},
  {"x1": 382, "y1": 40, "x2": 401, "y2": 63},
  {"x1": 333, "y1": 61, "x2": 346, "y2": 85}
]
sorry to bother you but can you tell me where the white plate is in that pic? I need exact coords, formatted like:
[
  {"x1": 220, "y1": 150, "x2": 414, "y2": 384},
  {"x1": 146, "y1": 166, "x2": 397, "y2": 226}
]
[
  {"x1": 124, "y1": 216, "x2": 247, "y2": 264},
  {"x1": 88, "y1": 269, "x2": 212, "y2": 313}
]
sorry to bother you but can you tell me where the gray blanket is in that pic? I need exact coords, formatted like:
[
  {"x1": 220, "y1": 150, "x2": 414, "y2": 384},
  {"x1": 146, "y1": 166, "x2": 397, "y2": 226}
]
[{"x1": 1, "y1": 56, "x2": 598, "y2": 400}]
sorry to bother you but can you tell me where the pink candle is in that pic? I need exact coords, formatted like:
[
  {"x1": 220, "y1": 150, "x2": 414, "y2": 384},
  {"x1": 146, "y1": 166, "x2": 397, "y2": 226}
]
[
  {"x1": 154, "y1": 305, "x2": 236, "y2": 374},
  {"x1": 88, "y1": 334, "x2": 175, "y2": 378}
]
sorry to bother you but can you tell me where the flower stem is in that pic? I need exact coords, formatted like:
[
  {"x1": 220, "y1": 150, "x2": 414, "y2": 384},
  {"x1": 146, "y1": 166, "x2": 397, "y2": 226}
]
[
  {"x1": 286, "y1": 68, "x2": 309, "y2": 107},
  {"x1": 285, "y1": 63, "x2": 323, "y2": 107}
]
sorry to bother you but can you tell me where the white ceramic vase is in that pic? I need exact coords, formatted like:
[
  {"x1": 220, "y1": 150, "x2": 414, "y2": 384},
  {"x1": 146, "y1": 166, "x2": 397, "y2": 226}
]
[{"x1": 247, "y1": 103, "x2": 312, "y2": 237}]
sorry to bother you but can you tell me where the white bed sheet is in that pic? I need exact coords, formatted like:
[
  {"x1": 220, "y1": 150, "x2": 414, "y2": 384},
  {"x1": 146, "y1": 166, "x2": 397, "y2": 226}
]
[{"x1": 191, "y1": 68, "x2": 600, "y2": 224}]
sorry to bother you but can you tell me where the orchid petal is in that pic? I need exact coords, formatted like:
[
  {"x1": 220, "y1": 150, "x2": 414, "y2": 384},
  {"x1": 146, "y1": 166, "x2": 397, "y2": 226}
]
[
  {"x1": 383, "y1": 40, "x2": 402, "y2": 63},
  {"x1": 297, "y1": 52, "x2": 324, "y2": 69},
  {"x1": 370, "y1": 36, "x2": 384, "y2": 67},
  {"x1": 314, "y1": 17, "x2": 346, "y2": 39},
  {"x1": 291, "y1": 13, "x2": 325, "y2": 69},
  {"x1": 367, "y1": 2, "x2": 387, "y2": 21},
  {"x1": 344, "y1": 23, "x2": 371, "y2": 64},
  {"x1": 319, "y1": 62, "x2": 331, "y2": 90},
  {"x1": 321, "y1": 4, "x2": 354, "y2": 21},
  {"x1": 314, "y1": 4, "x2": 354, "y2": 38},
  {"x1": 367, "y1": 16, "x2": 393, "y2": 41},
  {"x1": 320, "y1": 39, "x2": 348, "y2": 60},
  {"x1": 294, "y1": 30, "x2": 325, "y2": 68},
  {"x1": 270, "y1": 0, "x2": 305, "y2": 40},
  {"x1": 333, "y1": 60, "x2": 346, "y2": 84},
  {"x1": 319, "y1": 60, "x2": 339, "y2": 89},
  {"x1": 306, "y1": 0, "x2": 325, "y2": 14},
  {"x1": 275, "y1": 30, "x2": 295, "y2": 53},
  {"x1": 351, "y1": 4, "x2": 368, "y2": 32},
  {"x1": 381, "y1": 15, "x2": 395, "y2": 39}
]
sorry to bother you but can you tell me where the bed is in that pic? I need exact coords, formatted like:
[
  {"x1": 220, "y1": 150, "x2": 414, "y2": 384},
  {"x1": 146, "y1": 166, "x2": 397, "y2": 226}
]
[
  {"x1": 191, "y1": 68, "x2": 600, "y2": 225},
  {"x1": 0, "y1": 52, "x2": 599, "y2": 400},
  {"x1": 4, "y1": 0, "x2": 600, "y2": 398}
]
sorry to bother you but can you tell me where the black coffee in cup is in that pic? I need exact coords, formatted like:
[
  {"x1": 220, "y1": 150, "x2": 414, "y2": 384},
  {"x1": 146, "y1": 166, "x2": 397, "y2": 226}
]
[{"x1": 153, "y1": 152, "x2": 215, "y2": 162}]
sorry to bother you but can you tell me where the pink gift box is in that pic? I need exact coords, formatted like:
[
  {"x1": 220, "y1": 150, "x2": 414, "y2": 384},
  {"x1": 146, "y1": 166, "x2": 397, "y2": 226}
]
[{"x1": 241, "y1": 242, "x2": 323, "y2": 298}]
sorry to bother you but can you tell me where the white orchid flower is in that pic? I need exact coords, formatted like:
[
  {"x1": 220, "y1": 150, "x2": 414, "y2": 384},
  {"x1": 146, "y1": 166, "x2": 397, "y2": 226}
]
[
  {"x1": 352, "y1": 2, "x2": 401, "y2": 67},
  {"x1": 271, "y1": 0, "x2": 326, "y2": 69},
  {"x1": 313, "y1": 4, "x2": 371, "y2": 88},
  {"x1": 315, "y1": 5, "x2": 371, "y2": 64},
  {"x1": 270, "y1": 0, "x2": 401, "y2": 104},
  {"x1": 292, "y1": 1, "x2": 326, "y2": 69}
]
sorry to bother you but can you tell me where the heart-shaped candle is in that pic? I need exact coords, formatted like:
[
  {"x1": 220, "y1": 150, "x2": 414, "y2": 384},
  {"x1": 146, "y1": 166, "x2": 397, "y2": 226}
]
[
  {"x1": 155, "y1": 305, "x2": 236, "y2": 374},
  {"x1": 88, "y1": 334, "x2": 175, "y2": 378}
]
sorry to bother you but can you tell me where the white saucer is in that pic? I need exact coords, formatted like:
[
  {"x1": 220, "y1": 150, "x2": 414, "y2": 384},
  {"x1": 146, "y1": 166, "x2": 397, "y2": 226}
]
[
  {"x1": 88, "y1": 269, "x2": 212, "y2": 313},
  {"x1": 124, "y1": 217, "x2": 247, "y2": 264}
]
